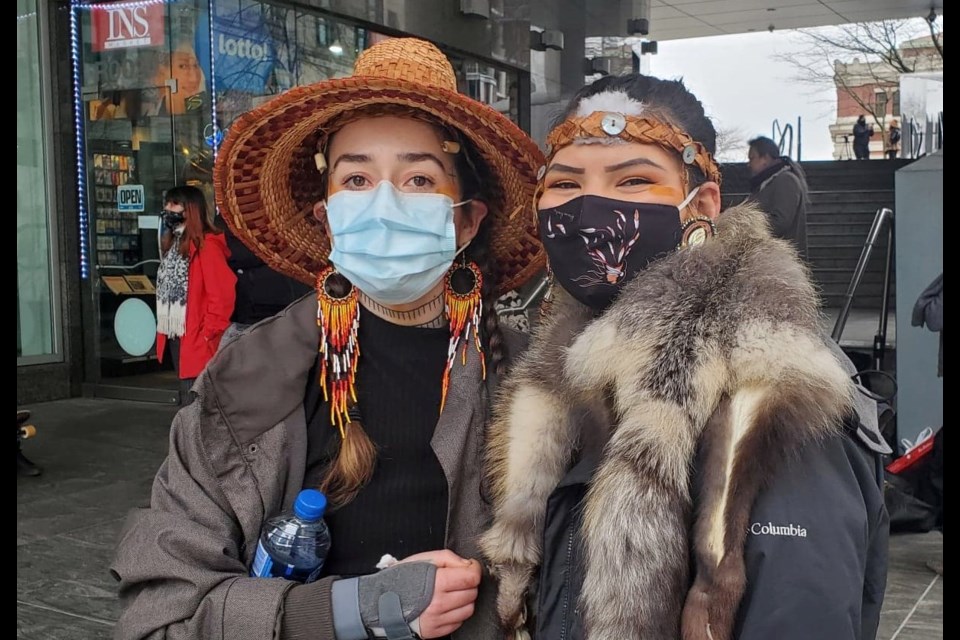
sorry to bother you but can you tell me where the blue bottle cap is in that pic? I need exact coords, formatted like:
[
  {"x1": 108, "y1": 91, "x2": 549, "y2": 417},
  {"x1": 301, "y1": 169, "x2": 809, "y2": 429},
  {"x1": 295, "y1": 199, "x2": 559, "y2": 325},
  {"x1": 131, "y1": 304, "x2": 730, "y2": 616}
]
[{"x1": 294, "y1": 489, "x2": 328, "y2": 521}]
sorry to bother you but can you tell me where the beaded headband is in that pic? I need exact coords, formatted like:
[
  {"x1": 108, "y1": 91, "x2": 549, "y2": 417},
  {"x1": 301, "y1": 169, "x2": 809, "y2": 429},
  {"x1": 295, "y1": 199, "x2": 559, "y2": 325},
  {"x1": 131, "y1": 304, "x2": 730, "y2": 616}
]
[{"x1": 543, "y1": 111, "x2": 722, "y2": 186}]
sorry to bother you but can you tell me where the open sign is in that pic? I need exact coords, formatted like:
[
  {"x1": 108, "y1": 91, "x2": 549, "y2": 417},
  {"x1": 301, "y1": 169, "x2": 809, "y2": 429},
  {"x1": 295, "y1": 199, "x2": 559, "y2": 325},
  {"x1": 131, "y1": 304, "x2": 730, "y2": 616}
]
[{"x1": 117, "y1": 185, "x2": 145, "y2": 212}]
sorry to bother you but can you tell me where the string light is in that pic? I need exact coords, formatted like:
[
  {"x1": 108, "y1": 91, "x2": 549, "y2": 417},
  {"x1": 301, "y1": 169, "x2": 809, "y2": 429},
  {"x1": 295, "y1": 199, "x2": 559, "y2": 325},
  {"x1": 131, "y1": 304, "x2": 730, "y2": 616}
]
[
  {"x1": 207, "y1": 0, "x2": 220, "y2": 166},
  {"x1": 69, "y1": 1, "x2": 90, "y2": 278},
  {"x1": 72, "y1": 0, "x2": 169, "y2": 10}
]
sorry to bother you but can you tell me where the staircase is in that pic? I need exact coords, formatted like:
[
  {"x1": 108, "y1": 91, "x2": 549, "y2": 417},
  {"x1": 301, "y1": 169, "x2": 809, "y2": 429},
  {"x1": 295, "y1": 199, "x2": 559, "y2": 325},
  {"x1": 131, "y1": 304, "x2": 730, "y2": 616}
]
[{"x1": 720, "y1": 159, "x2": 911, "y2": 311}]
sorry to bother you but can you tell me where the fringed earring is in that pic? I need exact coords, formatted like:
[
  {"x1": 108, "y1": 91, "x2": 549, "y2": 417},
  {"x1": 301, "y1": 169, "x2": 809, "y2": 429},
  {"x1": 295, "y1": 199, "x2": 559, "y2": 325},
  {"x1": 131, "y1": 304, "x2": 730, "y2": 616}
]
[
  {"x1": 679, "y1": 216, "x2": 717, "y2": 249},
  {"x1": 442, "y1": 258, "x2": 485, "y2": 412},
  {"x1": 316, "y1": 266, "x2": 360, "y2": 437}
]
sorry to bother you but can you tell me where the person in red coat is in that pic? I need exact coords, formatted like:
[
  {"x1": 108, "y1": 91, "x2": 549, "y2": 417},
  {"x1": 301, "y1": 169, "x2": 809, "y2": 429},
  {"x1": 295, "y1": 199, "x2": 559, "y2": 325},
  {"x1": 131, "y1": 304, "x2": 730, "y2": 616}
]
[{"x1": 156, "y1": 185, "x2": 236, "y2": 403}]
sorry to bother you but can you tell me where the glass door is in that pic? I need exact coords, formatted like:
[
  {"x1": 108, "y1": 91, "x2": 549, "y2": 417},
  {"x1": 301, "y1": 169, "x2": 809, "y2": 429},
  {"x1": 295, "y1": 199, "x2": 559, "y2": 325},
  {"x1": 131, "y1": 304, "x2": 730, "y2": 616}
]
[
  {"x1": 86, "y1": 84, "x2": 178, "y2": 402},
  {"x1": 78, "y1": 0, "x2": 214, "y2": 403}
]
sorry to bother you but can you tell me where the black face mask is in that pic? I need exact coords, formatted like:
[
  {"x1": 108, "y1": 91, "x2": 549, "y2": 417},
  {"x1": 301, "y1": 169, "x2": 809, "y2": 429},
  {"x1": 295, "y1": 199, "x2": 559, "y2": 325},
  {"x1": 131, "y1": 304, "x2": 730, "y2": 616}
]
[
  {"x1": 161, "y1": 210, "x2": 185, "y2": 231},
  {"x1": 539, "y1": 194, "x2": 686, "y2": 310}
]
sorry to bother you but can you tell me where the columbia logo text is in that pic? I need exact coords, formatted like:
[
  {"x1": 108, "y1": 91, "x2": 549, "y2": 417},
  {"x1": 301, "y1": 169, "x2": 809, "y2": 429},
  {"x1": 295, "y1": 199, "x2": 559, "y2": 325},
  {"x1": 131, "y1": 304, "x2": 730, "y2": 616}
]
[{"x1": 749, "y1": 522, "x2": 808, "y2": 537}]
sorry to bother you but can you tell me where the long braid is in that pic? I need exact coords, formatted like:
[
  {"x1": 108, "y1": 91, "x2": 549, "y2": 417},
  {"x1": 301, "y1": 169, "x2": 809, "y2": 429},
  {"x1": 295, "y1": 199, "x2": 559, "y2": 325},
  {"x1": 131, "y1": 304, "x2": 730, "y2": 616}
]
[
  {"x1": 467, "y1": 222, "x2": 508, "y2": 376},
  {"x1": 316, "y1": 274, "x2": 377, "y2": 509},
  {"x1": 451, "y1": 127, "x2": 509, "y2": 376}
]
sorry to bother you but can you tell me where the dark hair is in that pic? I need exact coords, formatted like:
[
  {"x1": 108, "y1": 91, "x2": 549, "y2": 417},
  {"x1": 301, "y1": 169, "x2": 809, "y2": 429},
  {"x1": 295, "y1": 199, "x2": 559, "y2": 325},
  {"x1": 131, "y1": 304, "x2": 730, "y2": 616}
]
[
  {"x1": 556, "y1": 74, "x2": 717, "y2": 187},
  {"x1": 453, "y1": 136, "x2": 508, "y2": 377},
  {"x1": 317, "y1": 112, "x2": 508, "y2": 508},
  {"x1": 748, "y1": 136, "x2": 780, "y2": 160},
  {"x1": 162, "y1": 185, "x2": 220, "y2": 257}
]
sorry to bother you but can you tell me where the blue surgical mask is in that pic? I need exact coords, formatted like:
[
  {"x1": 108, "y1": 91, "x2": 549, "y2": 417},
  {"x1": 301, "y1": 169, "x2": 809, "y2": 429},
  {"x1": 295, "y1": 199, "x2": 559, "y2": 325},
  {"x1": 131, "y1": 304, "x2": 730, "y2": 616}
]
[{"x1": 326, "y1": 181, "x2": 469, "y2": 305}]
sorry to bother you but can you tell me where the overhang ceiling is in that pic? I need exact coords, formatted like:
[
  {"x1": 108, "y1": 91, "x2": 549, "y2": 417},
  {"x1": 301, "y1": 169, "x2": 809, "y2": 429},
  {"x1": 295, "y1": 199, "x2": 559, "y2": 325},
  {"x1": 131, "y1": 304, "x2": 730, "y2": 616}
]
[{"x1": 586, "y1": 0, "x2": 944, "y2": 40}]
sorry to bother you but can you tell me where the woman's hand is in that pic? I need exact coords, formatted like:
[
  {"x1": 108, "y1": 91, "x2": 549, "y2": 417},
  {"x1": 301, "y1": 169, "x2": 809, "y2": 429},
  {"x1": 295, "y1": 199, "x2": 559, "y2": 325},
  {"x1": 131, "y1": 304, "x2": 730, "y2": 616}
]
[{"x1": 400, "y1": 550, "x2": 482, "y2": 638}]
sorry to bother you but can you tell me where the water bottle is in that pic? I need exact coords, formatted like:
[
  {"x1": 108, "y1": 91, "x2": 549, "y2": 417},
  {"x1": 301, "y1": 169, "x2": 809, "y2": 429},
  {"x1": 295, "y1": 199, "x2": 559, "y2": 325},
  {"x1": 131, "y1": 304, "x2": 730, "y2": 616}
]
[{"x1": 250, "y1": 489, "x2": 331, "y2": 583}]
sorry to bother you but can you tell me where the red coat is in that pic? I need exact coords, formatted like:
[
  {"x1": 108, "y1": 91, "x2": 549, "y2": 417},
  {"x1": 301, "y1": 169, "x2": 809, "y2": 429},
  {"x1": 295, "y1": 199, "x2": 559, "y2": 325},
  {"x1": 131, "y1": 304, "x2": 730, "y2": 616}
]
[{"x1": 157, "y1": 233, "x2": 236, "y2": 379}]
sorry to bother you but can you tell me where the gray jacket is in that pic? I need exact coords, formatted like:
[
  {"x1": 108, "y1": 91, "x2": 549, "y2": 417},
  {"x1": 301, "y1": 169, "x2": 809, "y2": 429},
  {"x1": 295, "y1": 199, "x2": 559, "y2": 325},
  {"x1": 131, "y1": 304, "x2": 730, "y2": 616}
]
[
  {"x1": 112, "y1": 294, "x2": 503, "y2": 640},
  {"x1": 751, "y1": 164, "x2": 809, "y2": 258}
]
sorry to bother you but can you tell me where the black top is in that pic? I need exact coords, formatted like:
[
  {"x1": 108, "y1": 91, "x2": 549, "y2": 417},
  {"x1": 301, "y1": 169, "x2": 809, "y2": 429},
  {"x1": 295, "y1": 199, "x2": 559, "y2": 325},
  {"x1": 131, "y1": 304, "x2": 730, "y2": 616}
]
[
  {"x1": 305, "y1": 306, "x2": 450, "y2": 577},
  {"x1": 223, "y1": 224, "x2": 311, "y2": 325}
]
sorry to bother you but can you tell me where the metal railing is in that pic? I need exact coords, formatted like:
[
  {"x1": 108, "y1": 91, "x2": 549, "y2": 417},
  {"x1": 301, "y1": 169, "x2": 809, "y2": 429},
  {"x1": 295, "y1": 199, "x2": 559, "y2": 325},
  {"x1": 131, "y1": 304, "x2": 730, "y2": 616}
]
[
  {"x1": 906, "y1": 117, "x2": 925, "y2": 159},
  {"x1": 831, "y1": 207, "x2": 895, "y2": 370},
  {"x1": 96, "y1": 259, "x2": 160, "y2": 272},
  {"x1": 498, "y1": 275, "x2": 550, "y2": 317},
  {"x1": 772, "y1": 119, "x2": 794, "y2": 159},
  {"x1": 937, "y1": 111, "x2": 943, "y2": 150}
]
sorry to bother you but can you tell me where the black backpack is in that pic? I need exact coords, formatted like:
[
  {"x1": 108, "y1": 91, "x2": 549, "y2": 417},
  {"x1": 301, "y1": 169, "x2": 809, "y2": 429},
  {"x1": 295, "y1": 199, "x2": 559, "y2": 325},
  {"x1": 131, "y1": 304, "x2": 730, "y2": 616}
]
[{"x1": 890, "y1": 128, "x2": 901, "y2": 144}]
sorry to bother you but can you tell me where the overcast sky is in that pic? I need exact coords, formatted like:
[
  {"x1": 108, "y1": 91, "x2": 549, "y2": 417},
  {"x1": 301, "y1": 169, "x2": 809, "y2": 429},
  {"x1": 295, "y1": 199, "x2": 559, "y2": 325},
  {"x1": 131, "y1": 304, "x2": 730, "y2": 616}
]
[
  {"x1": 648, "y1": 30, "x2": 839, "y2": 161},
  {"x1": 645, "y1": 18, "x2": 942, "y2": 162}
]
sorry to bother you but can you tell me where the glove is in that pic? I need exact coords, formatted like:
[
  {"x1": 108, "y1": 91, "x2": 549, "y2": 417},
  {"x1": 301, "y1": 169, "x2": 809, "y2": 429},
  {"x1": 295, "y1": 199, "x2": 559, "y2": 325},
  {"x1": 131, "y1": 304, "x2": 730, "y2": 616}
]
[{"x1": 333, "y1": 562, "x2": 437, "y2": 640}]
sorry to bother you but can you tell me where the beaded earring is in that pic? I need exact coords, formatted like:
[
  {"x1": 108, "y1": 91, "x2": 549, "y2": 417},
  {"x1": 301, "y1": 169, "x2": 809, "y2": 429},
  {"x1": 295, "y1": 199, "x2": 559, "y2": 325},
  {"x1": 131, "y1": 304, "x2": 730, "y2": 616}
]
[
  {"x1": 316, "y1": 266, "x2": 360, "y2": 436},
  {"x1": 441, "y1": 258, "x2": 485, "y2": 412}
]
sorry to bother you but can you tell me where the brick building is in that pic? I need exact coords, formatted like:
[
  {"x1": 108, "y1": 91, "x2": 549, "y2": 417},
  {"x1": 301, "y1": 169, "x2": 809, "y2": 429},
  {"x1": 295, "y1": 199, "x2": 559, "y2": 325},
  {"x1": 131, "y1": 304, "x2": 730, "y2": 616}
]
[{"x1": 830, "y1": 34, "x2": 943, "y2": 160}]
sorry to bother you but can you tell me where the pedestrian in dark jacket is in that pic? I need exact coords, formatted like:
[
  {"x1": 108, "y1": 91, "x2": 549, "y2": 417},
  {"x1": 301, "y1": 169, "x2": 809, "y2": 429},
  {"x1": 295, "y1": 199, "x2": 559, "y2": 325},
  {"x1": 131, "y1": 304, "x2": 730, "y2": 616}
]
[
  {"x1": 111, "y1": 38, "x2": 546, "y2": 640},
  {"x1": 220, "y1": 222, "x2": 311, "y2": 345},
  {"x1": 480, "y1": 74, "x2": 889, "y2": 640},
  {"x1": 747, "y1": 136, "x2": 809, "y2": 258},
  {"x1": 853, "y1": 114, "x2": 875, "y2": 160}
]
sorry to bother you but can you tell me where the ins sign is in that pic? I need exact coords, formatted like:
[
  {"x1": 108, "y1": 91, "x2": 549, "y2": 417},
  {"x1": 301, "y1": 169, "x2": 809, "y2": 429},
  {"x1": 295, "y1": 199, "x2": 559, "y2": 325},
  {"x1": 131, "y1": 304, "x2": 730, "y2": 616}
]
[{"x1": 92, "y1": 5, "x2": 165, "y2": 52}]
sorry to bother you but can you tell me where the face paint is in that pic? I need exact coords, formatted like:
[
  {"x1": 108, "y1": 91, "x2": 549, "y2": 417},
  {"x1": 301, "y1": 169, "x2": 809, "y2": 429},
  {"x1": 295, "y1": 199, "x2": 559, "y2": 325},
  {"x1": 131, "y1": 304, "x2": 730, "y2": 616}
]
[{"x1": 646, "y1": 185, "x2": 683, "y2": 200}]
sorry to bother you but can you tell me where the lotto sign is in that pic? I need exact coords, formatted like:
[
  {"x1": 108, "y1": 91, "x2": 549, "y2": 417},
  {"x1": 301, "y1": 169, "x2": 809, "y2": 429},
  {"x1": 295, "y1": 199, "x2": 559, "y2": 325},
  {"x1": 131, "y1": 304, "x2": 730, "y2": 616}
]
[
  {"x1": 91, "y1": 4, "x2": 165, "y2": 52},
  {"x1": 203, "y1": 8, "x2": 275, "y2": 93},
  {"x1": 117, "y1": 185, "x2": 145, "y2": 213}
]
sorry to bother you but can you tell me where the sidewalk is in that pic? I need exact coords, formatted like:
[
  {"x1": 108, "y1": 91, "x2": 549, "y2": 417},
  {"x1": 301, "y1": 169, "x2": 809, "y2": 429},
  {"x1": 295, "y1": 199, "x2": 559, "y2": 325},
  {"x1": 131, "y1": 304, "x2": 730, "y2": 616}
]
[{"x1": 17, "y1": 397, "x2": 942, "y2": 639}]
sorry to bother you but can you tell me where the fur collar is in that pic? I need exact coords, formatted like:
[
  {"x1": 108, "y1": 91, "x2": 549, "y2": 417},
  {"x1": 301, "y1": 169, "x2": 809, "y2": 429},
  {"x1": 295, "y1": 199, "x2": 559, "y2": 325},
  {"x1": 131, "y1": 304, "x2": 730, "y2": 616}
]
[{"x1": 480, "y1": 204, "x2": 854, "y2": 639}]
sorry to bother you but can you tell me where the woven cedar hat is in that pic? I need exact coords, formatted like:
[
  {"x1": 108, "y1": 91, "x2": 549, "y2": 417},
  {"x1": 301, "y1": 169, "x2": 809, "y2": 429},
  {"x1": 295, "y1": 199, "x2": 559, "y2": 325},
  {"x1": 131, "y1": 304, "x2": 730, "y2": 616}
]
[{"x1": 214, "y1": 38, "x2": 545, "y2": 294}]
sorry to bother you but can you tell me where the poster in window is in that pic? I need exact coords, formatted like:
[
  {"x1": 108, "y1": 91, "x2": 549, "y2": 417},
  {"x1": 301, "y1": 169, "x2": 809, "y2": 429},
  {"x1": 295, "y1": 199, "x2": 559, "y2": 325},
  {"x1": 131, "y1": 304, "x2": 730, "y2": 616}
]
[
  {"x1": 102, "y1": 276, "x2": 134, "y2": 295},
  {"x1": 124, "y1": 275, "x2": 156, "y2": 294}
]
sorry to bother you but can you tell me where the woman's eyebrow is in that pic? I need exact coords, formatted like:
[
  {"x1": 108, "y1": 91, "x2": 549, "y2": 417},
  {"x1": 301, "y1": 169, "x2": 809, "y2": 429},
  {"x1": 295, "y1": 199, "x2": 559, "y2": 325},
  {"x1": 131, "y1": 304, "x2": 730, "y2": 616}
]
[
  {"x1": 398, "y1": 152, "x2": 448, "y2": 173},
  {"x1": 545, "y1": 163, "x2": 585, "y2": 174},
  {"x1": 331, "y1": 153, "x2": 372, "y2": 171},
  {"x1": 605, "y1": 157, "x2": 666, "y2": 172}
]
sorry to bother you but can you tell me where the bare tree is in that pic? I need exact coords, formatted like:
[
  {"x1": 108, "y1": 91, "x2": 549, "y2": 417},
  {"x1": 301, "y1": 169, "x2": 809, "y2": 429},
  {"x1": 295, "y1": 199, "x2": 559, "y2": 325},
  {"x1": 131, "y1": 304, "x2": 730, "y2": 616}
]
[
  {"x1": 778, "y1": 17, "x2": 943, "y2": 130},
  {"x1": 713, "y1": 123, "x2": 748, "y2": 163}
]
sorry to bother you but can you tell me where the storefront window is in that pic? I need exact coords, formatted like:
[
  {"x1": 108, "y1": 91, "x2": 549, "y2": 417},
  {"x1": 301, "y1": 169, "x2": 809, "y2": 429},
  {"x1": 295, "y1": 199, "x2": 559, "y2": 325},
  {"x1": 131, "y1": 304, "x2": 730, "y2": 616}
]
[
  {"x1": 83, "y1": 1, "x2": 213, "y2": 211},
  {"x1": 209, "y1": 1, "x2": 521, "y2": 134},
  {"x1": 74, "y1": 0, "x2": 525, "y2": 394},
  {"x1": 79, "y1": 0, "x2": 211, "y2": 386},
  {"x1": 17, "y1": 0, "x2": 60, "y2": 363}
]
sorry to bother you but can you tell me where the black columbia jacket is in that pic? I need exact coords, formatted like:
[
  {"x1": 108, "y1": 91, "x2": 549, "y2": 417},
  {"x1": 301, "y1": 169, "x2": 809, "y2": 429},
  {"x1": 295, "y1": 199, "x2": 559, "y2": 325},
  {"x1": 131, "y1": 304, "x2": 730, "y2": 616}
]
[{"x1": 532, "y1": 352, "x2": 890, "y2": 640}]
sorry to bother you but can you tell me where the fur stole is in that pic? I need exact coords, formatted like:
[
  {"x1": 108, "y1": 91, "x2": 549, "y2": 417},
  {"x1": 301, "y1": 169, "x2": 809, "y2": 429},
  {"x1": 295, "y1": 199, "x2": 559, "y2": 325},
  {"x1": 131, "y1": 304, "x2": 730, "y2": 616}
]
[{"x1": 479, "y1": 204, "x2": 854, "y2": 639}]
